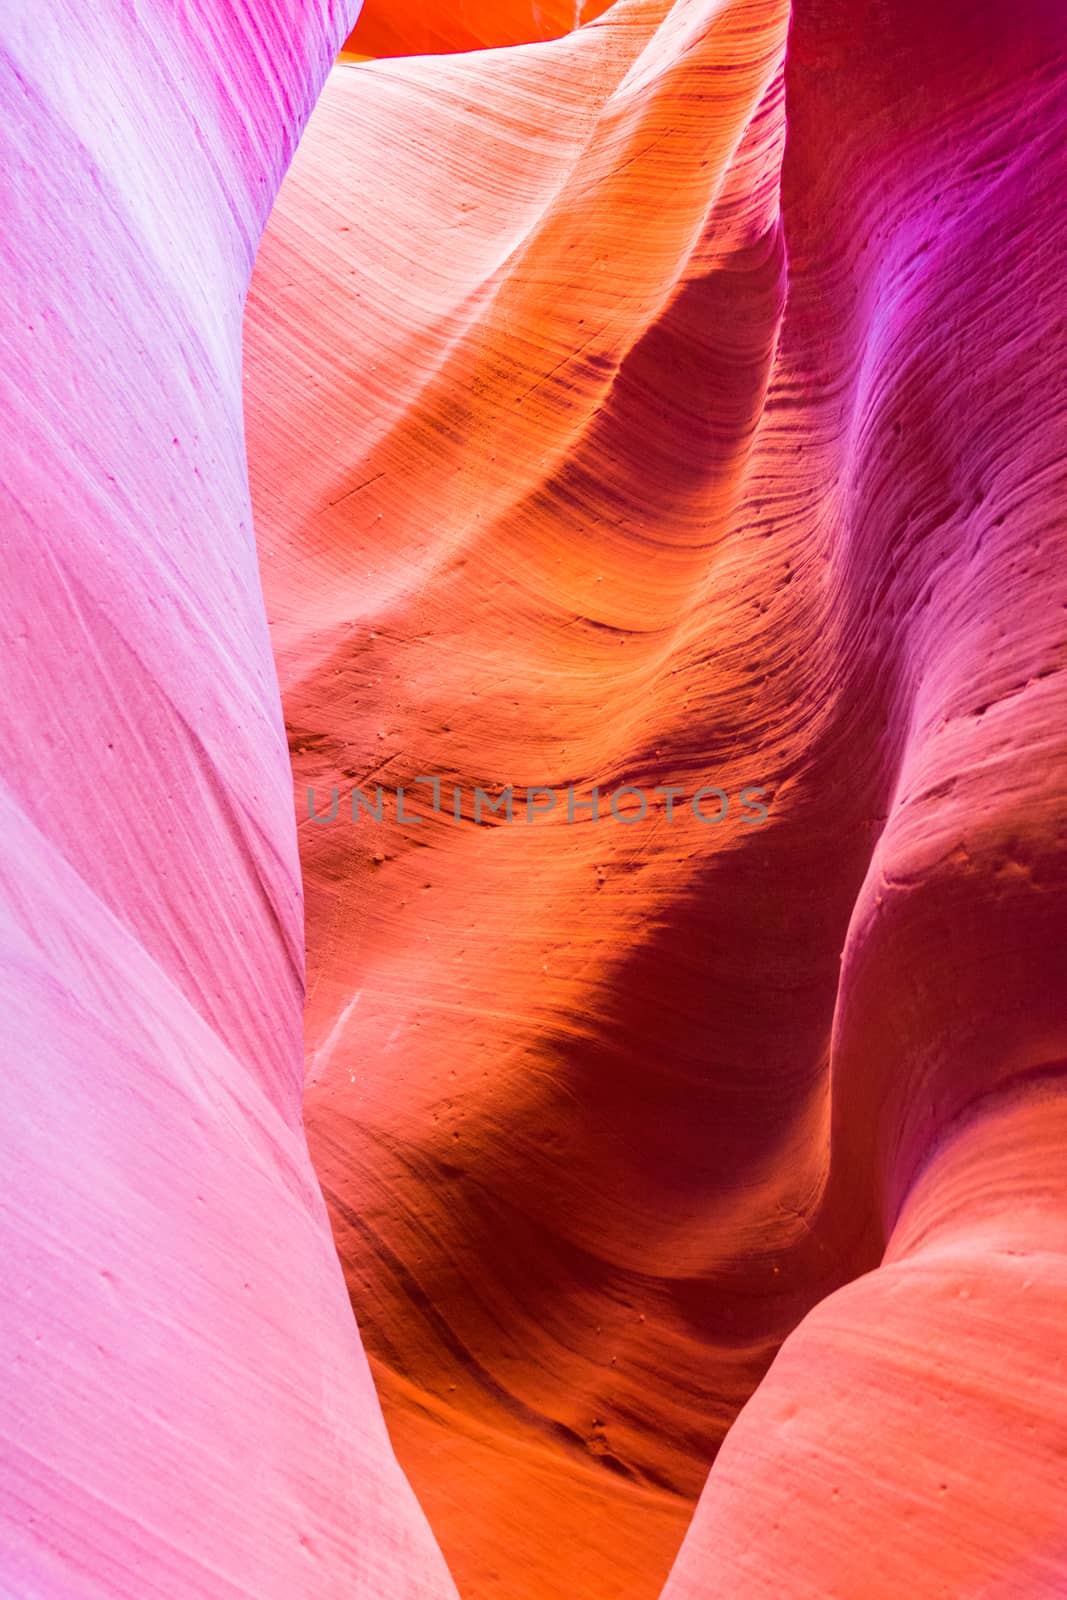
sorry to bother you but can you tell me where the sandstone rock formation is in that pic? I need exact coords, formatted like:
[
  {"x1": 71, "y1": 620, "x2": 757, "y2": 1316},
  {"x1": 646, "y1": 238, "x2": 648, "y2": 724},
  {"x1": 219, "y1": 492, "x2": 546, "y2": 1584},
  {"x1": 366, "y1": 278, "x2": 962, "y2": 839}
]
[
  {"x1": 3, "y1": 0, "x2": 1066, "y2": 1598},
  {"x1": 0, "y1": 4, "x2": 457, "y2": 1597},
  {"x1": 245, "y1": 1, "x2": 1067, "y2": 1597}
]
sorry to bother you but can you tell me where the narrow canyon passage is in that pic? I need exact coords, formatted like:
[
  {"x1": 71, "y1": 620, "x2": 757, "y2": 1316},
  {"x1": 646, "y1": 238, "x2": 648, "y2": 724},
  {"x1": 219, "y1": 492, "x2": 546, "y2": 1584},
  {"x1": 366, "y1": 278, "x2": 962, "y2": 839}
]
[
  {"x1": 244, "y1": 3, "x2": 1067, "y2": 1598},
  {"x1": 1, "y1": 0, "x2": 1065, "y2": 1596}
]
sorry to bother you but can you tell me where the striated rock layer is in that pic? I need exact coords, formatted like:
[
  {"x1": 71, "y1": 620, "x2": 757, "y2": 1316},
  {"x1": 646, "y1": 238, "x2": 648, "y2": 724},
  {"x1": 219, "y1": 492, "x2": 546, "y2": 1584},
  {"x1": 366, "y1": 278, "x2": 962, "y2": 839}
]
[
  {"x1": 245, "y1": 1, "x2": 1067, "y2": 1598},
  {"x1": 0, "y1": 3, "x2": 458, "y2": 1598}
]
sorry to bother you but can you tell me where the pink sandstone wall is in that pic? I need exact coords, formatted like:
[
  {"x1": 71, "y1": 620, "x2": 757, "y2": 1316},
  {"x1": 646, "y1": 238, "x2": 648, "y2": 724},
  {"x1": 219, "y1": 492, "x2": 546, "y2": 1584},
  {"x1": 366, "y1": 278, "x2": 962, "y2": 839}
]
[{"x1": 0, "y1": 3, "x2": 458, "y2": 1597}]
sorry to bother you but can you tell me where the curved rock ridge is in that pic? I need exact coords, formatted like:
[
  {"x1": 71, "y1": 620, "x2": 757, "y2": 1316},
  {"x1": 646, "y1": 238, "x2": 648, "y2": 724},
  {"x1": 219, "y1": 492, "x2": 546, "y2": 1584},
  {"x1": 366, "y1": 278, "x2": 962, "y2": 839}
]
[
  {"x1": 245, "y1": 0, "x2": 1067, "y2": 1596},
  {"x1": 0, "y1": 3, "x2": 459, "y2": 1598}
]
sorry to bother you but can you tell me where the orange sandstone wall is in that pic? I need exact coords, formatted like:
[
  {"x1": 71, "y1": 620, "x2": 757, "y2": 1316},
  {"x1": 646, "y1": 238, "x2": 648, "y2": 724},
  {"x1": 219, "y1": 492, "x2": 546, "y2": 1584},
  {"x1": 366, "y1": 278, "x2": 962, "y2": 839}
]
[{"x1": 248, "y1": 0, "x2": 1067, "y2": 1596}]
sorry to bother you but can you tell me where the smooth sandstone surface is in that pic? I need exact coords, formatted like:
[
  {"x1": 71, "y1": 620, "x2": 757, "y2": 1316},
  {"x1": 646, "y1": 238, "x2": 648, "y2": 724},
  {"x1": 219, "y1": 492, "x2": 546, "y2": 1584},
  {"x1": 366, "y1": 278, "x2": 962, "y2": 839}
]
[
  {"x1": 2, "y1": 0, "x2": 1065, "y2": 1597},
  {"x1": 1, "y1": 3, "x2": 458, "y2": 1598},
  {"x1": 245, "y1": 1, "x2": 1067, "y2": 1598}
]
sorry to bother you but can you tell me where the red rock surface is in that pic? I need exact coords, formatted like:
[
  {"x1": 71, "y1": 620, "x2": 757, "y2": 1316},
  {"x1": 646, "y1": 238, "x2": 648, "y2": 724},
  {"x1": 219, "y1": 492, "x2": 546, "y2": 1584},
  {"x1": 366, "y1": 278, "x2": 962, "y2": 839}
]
[
  {"x1": 245, "y1": 1, "x2": 1067, "y2": 1597},
  {"x1": 344, "y1": 1, "x2": 613, "y2": 58}
]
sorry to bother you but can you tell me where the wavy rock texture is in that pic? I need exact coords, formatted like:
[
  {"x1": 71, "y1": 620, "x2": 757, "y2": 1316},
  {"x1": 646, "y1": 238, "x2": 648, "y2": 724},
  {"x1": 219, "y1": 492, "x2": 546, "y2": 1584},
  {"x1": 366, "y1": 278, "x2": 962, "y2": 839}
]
[
  {"x1": 0, "y1": 3, "x2": 459, "y2": 1598},
  {"x1": 245, "y1": 1, "x2": 1067, "y2": 1598}
]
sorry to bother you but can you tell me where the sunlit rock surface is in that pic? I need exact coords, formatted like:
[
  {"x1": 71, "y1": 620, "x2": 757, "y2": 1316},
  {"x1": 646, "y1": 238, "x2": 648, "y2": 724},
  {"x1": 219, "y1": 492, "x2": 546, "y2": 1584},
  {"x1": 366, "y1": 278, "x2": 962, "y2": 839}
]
[
  {"x1": 0, "y1": 3, "x2": 458, "y2": 1597},
  {"x1": 344, "y1": 0, "x2": 613, "y2": 58},
  {"x1": 245, "y1": 1, "x2": 1067, "y2": 1597}
]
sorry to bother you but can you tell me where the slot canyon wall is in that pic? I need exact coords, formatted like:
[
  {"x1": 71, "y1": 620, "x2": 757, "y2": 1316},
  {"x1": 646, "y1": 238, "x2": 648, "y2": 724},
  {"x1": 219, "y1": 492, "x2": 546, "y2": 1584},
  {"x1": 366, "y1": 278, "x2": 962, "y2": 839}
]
[
  {"x1": 0, "y1": 2, "x2": 456, "y2": 1597},
  {"x1": 246, "y1": 0, "x2": 1067, "y2": 1597},
  {"x1": 0, "y1": 0, "x2": 1064, "y2": 1599}
]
